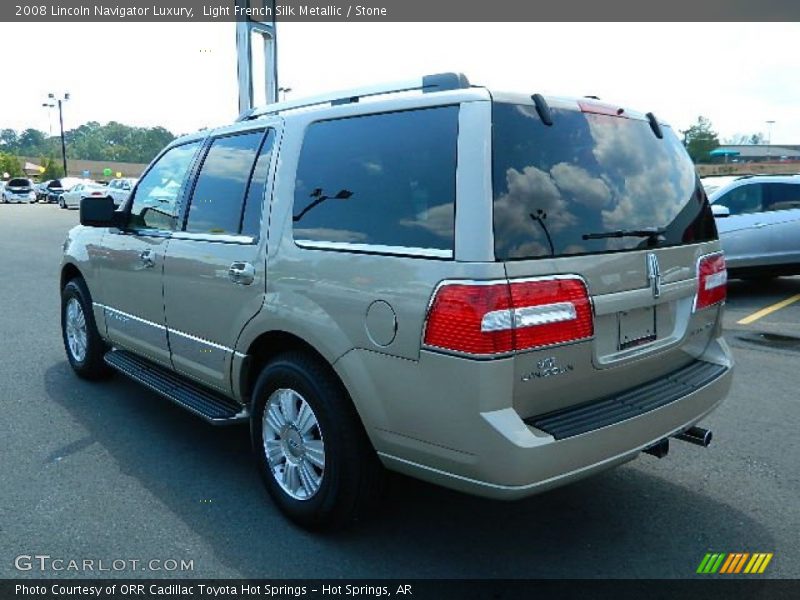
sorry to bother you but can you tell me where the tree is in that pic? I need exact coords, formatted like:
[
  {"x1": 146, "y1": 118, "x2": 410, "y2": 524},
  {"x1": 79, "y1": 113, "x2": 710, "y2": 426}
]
[
  {"x1": 0, "y1": 121, "x2": 177, "y2": 164},
  {"x1": 0, "y1": 152, "x2": 23, "y2": 178},
  {"x1": 0, "y1": 129, "x2": 18, "y2": 149},
  {"x1": 682, "y1": 116, "x2": 720, "y2": 164},
  {"x1": 39, "y1": 155, "x2": 63, "y2": 180}
]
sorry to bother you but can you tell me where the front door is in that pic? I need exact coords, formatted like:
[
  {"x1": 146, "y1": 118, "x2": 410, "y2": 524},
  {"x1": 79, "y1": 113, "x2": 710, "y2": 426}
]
[
  {"x1": 97, "y1": 140, "x2": 203, "y2": 367},
  {"x1": 163, "y1": 127, "x2": 278, "y2": 393},
  {"x1": 713, "y1": 182, "x2": 771, "y2": 269}
]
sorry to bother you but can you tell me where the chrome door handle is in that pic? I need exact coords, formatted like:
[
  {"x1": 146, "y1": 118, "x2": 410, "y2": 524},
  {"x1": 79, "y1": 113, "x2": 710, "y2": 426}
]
[
  {"x1": 228, "y1": 261, "x2": 255, "y2": 285},
  {"x1": 754, "y1": 222, "x2": 767, "y2": 229},
  {"x1": 139, "y1": 249, "x2": 155, "y2": 268}
]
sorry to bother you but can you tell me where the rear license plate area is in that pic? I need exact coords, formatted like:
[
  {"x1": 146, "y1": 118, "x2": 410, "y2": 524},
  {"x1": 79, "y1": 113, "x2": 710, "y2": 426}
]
[{"x1": 618, "y1": 306, "x2": 657, "y2": 350}]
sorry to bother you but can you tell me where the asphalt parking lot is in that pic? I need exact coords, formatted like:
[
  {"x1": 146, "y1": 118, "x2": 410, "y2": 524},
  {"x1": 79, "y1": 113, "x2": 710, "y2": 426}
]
[{"x1": 1, "y1": 204, "x2": 798, "y2": 579}]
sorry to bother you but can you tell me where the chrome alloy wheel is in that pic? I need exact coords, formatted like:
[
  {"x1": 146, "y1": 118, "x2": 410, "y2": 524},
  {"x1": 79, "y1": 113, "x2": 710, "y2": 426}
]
[
  {"x1": 65, "y1": 298, "x2": 88, "y2": 363},
  {"x1": 262, "y1": 388, "x2": 325, "y2": 501}
]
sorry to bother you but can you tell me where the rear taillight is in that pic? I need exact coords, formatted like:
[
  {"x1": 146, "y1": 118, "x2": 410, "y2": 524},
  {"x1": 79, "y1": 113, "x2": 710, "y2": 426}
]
[
  {"x1": 695, "y1": 253, "x2": 727, "y2": 311},
  {"x1": 91, "y1": 191, "x2": 103, "y2": 196},
  {"x1": 424, "y1": 277, "x2": 593, "y2": 356}
]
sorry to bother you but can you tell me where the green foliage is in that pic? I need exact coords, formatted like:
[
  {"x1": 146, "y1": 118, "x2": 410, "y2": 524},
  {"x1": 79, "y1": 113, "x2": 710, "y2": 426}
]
[
  {"x1": 1, "y1": 122, "x2": 176, "y2": 164},
  {"x1": 0, "y1": 152, "x2": 23, "y2": 177},
  {"x1": 39, "y1": 155, "x2": 63, "y2": 180},
  {"x1": 682, "y1": 116, "x2": 720, "y2": 164}
]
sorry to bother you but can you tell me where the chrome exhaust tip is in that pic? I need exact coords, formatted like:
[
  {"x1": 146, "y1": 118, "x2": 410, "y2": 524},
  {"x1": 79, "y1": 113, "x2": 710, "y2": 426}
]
[{"x1": 674, "y1": 426, "x2": 712, "y2": 447}]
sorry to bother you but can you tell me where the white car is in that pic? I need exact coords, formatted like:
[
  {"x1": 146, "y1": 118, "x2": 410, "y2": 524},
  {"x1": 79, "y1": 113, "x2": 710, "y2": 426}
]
[
  {"x1": 1, "y1": 178, "x2": 37, "y2": 204},
  {"x1": 59, "y1": 182, "x2": 109, "y2": 210},
  {"x1": 105, "y1": 177, "x2": 137, "y2": 207}
]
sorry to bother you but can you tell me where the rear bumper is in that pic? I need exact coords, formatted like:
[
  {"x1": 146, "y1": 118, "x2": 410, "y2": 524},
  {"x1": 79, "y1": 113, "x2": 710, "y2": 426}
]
[{"x1": 337, "y1": 336, "x2": 733, "y2": 500}]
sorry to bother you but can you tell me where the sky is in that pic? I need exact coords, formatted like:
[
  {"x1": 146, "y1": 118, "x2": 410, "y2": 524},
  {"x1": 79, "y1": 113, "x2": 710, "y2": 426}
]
[{"x1": 0, "y1": 22, "x2": 798, "y2": 144}]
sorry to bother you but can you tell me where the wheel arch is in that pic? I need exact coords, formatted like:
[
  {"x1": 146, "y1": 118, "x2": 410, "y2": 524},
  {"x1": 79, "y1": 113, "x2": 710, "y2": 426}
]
[
  {"x1": 60, "y1": 262, "x2": 84, "y2": 291},
  {"x1": 239, "y1": 330, "x2": 345, "y2": 408}
]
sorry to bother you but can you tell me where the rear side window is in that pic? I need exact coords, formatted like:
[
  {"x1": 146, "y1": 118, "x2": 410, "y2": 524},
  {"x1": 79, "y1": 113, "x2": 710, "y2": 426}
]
[
  {"x1": 492, "y1": 103, "x2": 716, "y2": 260},
  {"x1": 293, "y1": 106, "x2": 458, "y2": 255},
  {"x1": 765, "y1": 182, "x2": 800, "y2": 211},
  {"x1": 185, "y1": 130, "x2": 265, "y2": 236}
]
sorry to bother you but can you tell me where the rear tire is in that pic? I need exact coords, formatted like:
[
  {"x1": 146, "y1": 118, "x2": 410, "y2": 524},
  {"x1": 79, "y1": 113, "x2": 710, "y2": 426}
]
[
  {"x1": 61, "y1": 278, "x2": 111, "y2": 380},
  {"x1": 251, "y1": 352, "x2": 384, "y2": 529}
]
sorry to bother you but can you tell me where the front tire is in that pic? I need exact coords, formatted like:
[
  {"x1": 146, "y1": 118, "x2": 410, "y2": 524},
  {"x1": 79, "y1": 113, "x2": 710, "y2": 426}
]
[
  {"x1": 251, "y1": 352, "x2": 383, "y2": 529},
  {"x1": 61, "y1": 278, "x2": 111, "y2": 379}
]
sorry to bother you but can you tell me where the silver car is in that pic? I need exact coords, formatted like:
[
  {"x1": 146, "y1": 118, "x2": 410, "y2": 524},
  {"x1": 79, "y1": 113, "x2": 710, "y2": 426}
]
[
  {"x1": 1, "y1": 178, "x2": 37, "y2": 204},
  {"x1": 60, "y1": 73, "x2": 733, "y2": 529},
  {"x1": 709, "y1": 174, "x2": 800, "y2": 278}
]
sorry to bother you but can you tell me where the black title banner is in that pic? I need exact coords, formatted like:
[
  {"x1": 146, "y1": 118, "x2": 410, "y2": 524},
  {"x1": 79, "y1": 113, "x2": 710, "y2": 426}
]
[
  {"x1": 3, "y1": 0, "x2": 800, "y2": 22},
  {"x1": 4, "y1": 580, "x2": 800, "y2": 600}
]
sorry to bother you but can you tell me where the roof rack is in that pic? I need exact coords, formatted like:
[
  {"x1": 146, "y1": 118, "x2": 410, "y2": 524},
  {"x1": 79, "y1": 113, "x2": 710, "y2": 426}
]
[{"x1": 237, "y1": 72, "x2": 470, "y2": 121}]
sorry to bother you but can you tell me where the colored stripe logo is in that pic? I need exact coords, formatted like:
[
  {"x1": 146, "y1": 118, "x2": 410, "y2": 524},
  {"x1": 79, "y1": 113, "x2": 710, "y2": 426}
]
[{"x1": 697, "y1": 552, "x2": 773, "y2": 574}]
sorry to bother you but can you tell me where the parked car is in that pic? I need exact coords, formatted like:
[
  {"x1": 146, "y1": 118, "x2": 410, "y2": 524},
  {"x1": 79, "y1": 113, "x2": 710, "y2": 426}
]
[
  {"x1": 700, "y1": 175, "x2": 741, "y2": 196},
  {"x1": 47, "y1": 177, "x2": 83, "y2": 203},
  {"x1": 1, "y1": 177, "x2": 37, "y2": 203},
  {"x1": 709, "y1": 174, "x2": 800, "y2": 278},
  {"x1": 35, "y1": 180, "x2": 53, "y2": 202},
  {"x1": 59, "y1": 182, "x2": 107, "y2": 209},
  {"x1": 61, "y1": 73, "x2": 733, "y2": 529},
  {"x1": 105, "y1": 177, "x2": 138, "y2": 207}
]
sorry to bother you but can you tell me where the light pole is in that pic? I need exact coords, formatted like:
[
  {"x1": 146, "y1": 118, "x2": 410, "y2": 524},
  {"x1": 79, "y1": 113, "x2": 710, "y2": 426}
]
[
  {"x1": 278, "y1": 86, "x2": 292, "y2": 101},
  {"x1": 765, "y1": 120, "x2": 775, "y2": 161},
  {"x1": 40, "y1": 102, "x2": 54, "y2": 136},
  {"x1": 43, "y1": 92, "x2": 70, "y2": 177}
]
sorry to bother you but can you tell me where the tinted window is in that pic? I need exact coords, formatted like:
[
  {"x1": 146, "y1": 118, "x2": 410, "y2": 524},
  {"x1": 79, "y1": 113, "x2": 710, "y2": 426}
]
[
  {"x1": 765, "y1": 182, "x2": 800, "y2": 211},
  {"x1": 241, "y1": 129, "x2": 276, "y2": 238},
  {"x1": 185, "y1": 131, "x2": 264, "y2": 235},
  {"x1": 293, "y1": 106, "x2": 458, "y2": 253},
  {"x1": 129, "y1": 141, "x2": 201, "y2": 231},
  {"x1": 717, "y1": 184, "x2": 764, "y2": 215},
  {"x1": 8, "y1": 178, "x2": 31, "y2": 187},
  {"x1": 492, "y1": 103, "x2": 716, "y2": 260}
]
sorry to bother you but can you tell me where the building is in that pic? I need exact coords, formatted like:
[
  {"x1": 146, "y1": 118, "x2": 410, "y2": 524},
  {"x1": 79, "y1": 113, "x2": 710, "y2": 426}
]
[{"x1": 711, "y1": 145, "x2": 800, "y2": 163}]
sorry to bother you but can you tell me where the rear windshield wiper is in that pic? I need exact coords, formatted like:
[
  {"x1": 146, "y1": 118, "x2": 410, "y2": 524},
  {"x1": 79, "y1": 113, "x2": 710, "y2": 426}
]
[{"x1": 582, "y1": 227, "x2": 666, "y2": 241}]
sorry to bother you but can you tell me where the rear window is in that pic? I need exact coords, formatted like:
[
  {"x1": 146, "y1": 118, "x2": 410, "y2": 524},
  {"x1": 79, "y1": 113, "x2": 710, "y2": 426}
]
[
  {"x1": 293, "y1": 106, "x2": 458, "y2": 255},
  {"x1": 8, "y1": 179, "x2": 31, "y2": 187},
  {"x1": 492, "y1": 103, "x2": 716, "y2": 260}
]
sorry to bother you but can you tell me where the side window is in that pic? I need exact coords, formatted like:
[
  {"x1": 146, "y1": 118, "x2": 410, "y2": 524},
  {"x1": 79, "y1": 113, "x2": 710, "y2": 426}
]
[
  {"x1": 241, "y1": 129, "x2": 276, "y2": 238},
  {"x1": 129, "y1": 141, "x2": 201, "y2": 231},
  {"x1": 293, "y1": 106, "x2": 459, "y2": 253},
  {"x1": 184, "y1": 130, "x2": 265, "y2": 236},
  {"x1": 718, "y1": 184, "x2": 764, "y2": 216},
  {"x1": 765, "y1": 183, "x2": 800, "y2": 211}
]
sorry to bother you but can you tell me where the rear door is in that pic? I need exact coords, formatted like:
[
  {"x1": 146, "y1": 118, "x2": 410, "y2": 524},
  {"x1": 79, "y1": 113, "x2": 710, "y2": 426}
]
[
  {"x1": 162, "y1": 125, "x2": 278, "y2": 394},
  {"x1": 491, "y1": 99, "x2": 722, "y2": 418},
  {"x1": 763, "y1": 182, "x2": 800, "y2": 265}
]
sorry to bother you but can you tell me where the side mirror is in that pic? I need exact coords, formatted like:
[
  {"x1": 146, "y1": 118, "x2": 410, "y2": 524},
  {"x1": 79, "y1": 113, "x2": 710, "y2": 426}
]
[
  {"x1": 711, "y1": 204, "x2": 730, "y2": 218},
  {"x1": 80, "y1": 196, "x2": 123, "y2": 227}
]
